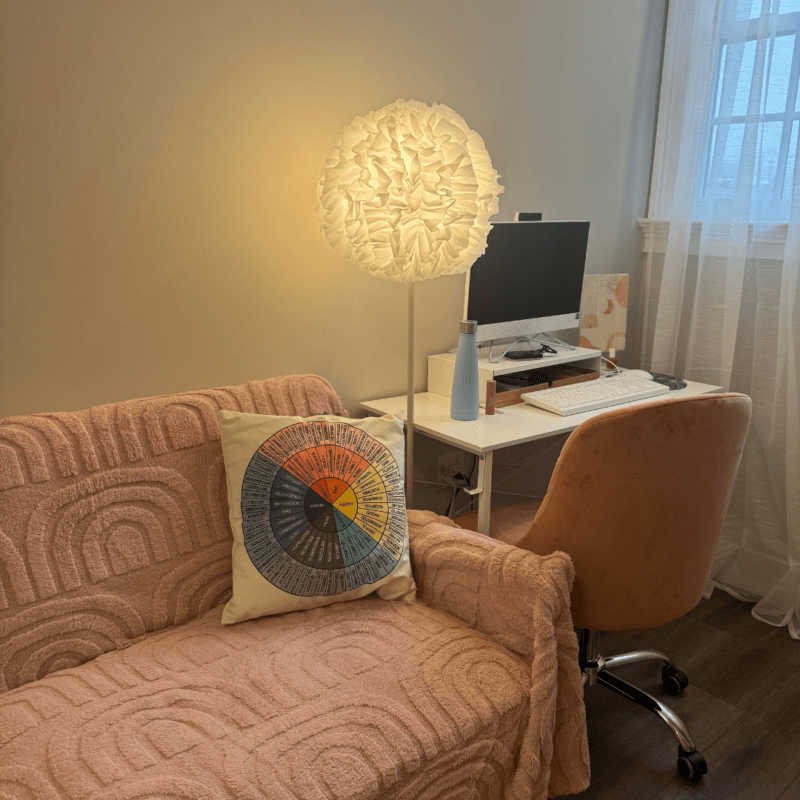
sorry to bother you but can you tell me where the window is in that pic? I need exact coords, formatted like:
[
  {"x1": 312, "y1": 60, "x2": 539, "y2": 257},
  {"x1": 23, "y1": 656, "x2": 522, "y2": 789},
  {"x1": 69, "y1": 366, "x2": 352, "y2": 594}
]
[{"x1": 697, "y1": 0, "x2": 800, "y2": 221}]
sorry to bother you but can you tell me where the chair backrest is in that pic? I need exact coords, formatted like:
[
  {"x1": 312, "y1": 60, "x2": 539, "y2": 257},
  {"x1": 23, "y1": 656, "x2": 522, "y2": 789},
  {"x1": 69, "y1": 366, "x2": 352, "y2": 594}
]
[
  {"x1": 515, "y1": 393, "x2": 751, "y2": 632},
  {"x1": 0, "y1": 375, "x2": 346, "y2": 693}
]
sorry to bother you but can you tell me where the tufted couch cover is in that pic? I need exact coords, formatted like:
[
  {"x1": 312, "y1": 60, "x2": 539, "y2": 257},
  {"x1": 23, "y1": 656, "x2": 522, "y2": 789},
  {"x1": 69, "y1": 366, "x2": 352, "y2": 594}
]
[{"x1": 0, "y1": 376, "x2": 590, "y2": 799}]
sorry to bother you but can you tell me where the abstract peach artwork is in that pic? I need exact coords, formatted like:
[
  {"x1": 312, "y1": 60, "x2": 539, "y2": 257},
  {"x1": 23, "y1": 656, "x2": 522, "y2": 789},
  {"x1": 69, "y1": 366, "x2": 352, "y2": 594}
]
[{"x1": 579, "y1": 273, "x2": 629, "y2": 352}]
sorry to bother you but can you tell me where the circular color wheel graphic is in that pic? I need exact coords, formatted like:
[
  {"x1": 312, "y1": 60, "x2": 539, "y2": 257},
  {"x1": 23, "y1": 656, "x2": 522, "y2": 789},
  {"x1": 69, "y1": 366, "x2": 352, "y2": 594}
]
[{"x1": 240, "y1": 420, "x2": 406, "y2": 597}]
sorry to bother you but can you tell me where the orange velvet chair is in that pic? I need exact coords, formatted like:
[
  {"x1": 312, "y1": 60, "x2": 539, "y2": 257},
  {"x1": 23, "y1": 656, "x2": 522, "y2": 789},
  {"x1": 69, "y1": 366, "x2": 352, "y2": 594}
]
[{"x1": 456, "y1": 392, "x2": 752, "y2": 780}]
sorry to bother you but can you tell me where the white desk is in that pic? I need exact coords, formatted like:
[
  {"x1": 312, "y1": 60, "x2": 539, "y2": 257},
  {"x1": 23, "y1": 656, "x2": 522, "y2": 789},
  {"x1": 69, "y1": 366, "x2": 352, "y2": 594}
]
[{"x1": 361, "y1": 379, "x2": 722, "y2": 536}]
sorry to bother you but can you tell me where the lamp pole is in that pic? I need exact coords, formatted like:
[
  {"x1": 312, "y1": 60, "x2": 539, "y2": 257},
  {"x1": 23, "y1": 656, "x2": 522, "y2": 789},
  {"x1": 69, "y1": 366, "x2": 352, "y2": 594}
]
[{"x1": 406, "y1": 282, "x2": 415, "y2": 509}]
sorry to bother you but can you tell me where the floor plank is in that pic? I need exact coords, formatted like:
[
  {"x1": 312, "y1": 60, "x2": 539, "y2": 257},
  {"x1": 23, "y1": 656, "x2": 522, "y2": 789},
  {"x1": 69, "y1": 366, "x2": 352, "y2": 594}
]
[
  {"x1": 555, "y1": 591, "x2": 800, "y2": 800},
  {"x1": 777, "y1": 773, "x2": 800, "y2": 800}
]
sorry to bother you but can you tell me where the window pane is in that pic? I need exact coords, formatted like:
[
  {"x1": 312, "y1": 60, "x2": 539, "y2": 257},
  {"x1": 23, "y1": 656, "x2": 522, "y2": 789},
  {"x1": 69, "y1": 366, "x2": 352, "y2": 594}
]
[
  {"x1": 755, "y1": 121, "x2": 783, "y2": 197},
  {"x1": 796, "y1": 69, "x2": 800, "y2": 111},
  {"x1": 782, "y1": 120, "x2": 799, "y2": 199},
  {"x1": 738, "y1": 0, "x2": 766, "y2": 19},
  {"x1": 764, "y1": 34, "x2": 795, "y2": 113},
  {"x1": 715, "y1": 45, "x2": 728, "y2": 117},
  {"x1": 709, "y1": 123, "x2": 746, "y2": 197},
  {"x1": 727, "y1": 40, "x2": 758, "y2": 116},
  {"x1": 704, "y1": 125, "x2": 719, "y2": 195},
  {"x1": 731, "y1": 0, "x2": 800, "y2": 20}
]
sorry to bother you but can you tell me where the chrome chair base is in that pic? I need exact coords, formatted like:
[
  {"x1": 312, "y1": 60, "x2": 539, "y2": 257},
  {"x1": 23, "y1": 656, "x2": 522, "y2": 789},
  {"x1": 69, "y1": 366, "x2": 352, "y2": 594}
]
[{"x1": 577, "y1": 628, "x2": 708, "y2": 781}]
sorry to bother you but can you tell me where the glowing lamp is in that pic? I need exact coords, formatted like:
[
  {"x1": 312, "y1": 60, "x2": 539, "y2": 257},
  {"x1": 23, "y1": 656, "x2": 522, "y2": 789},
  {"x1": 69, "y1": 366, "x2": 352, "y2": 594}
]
[{"x1": 316, "y1": 99, "x2": 502, "y2": 507}]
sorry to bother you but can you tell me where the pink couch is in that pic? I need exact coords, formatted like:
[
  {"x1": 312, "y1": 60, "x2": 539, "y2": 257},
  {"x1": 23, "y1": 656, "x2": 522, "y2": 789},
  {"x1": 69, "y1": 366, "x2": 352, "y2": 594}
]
[{"x1": 0, "y1": 375, "x2": 590, "y2": 799}]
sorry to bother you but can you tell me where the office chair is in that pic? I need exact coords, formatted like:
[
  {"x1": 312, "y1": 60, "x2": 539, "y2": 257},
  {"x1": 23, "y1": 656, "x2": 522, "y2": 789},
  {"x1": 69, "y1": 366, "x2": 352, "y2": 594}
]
[{"x1": 456, "y1": 393, "x2": 752, "y2": 780}]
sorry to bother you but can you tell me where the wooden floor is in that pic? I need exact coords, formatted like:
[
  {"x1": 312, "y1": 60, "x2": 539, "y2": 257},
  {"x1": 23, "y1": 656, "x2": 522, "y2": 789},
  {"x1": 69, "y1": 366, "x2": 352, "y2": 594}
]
[{"x1": 560, "y1": 590, "x2": 800, "y2": 800}]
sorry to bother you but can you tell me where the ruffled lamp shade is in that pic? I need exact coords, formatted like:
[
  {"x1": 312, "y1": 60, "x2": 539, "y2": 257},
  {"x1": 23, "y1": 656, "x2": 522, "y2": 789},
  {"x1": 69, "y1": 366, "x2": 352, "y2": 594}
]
[
  {"x1": 316, "y1": 100, "x2": 503, "y2": 282},
  {"x1": 316, "y1": 100, "x2": 503, "y2": 506}
]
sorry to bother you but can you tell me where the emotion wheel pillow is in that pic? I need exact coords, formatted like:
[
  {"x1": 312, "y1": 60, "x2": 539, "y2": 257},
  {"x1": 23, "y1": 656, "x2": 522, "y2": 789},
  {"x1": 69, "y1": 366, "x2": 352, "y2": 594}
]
[{"x1": 218, "y1": 410, "x2": 416, "y2": 623}]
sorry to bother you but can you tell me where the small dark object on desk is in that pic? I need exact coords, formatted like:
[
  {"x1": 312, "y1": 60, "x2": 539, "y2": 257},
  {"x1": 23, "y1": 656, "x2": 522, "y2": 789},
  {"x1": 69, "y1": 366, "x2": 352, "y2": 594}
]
[
  {"x1": 496, "y1": 370, "x2": 552, "y2": 388},
  {"x1": 505, "y1": 350, "x2": 544, "y2": 360},
  {"x1": 651, "y1": 373, "x2": 687, "y2": 390}
]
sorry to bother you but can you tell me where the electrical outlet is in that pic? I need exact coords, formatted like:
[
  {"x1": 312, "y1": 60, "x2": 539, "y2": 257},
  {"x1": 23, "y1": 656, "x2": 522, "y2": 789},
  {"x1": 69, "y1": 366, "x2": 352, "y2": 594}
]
[{"x1": 438, "y1": 451, "x2": 466, "y2": 483}]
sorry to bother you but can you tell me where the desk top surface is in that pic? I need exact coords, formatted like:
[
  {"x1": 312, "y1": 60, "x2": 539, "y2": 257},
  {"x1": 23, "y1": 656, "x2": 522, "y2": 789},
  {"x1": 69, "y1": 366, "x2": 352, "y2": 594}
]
[{"x1": 360, "y1": 380, "x2": 723, "y2": 454}]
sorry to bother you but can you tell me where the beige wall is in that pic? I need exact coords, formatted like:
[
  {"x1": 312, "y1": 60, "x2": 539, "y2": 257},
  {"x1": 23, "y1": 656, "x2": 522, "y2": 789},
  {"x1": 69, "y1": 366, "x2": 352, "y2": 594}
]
[{"x1": 0, "y1": 0, "x2": 665, "y2": 420}]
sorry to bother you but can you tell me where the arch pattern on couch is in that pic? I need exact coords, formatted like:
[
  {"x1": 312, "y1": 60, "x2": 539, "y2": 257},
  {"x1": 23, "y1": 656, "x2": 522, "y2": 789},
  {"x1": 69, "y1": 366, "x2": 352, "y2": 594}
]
[{"x1": 0, "y1": 375, "x2": 347, "y2": 692}]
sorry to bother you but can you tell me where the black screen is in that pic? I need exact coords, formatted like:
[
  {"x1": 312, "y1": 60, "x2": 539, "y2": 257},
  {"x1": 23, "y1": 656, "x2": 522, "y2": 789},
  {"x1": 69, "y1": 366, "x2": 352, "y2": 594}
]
[{"x1": 467, "y1": 221, "x2": 590, "y2": 326}]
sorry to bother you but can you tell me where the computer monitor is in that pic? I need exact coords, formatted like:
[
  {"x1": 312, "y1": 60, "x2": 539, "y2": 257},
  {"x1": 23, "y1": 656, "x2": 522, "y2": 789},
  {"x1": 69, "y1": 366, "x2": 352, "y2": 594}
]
[{"x1": 464, "y1": 220, "x2": 590, "y2": 346}]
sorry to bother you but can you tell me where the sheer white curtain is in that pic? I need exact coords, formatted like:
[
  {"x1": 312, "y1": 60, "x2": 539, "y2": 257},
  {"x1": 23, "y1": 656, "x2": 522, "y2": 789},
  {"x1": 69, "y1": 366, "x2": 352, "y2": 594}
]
[{"x1": 640, "y1": 0, "x2": 800, "y2": 637}]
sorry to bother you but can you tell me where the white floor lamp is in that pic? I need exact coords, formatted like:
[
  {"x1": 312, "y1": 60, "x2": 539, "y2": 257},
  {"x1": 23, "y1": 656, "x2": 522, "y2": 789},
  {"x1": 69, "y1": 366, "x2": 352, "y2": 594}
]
[{"x1": 315, "y1": 99, "x2": 503, "y2": 508}]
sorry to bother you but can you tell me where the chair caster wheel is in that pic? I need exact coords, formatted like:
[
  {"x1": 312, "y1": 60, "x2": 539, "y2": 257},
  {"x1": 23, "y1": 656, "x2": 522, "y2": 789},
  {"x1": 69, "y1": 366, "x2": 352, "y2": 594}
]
[
  {"x1": 677, "y1": 748, "x2": 707, "y2": 780},
  {"x1": 662, "y1": 665, "x2": 689, "y2": 695}
]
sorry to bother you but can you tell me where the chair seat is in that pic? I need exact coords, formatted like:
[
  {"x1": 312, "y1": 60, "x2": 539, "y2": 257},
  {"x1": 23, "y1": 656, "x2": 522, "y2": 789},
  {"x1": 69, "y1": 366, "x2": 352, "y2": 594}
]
[{"x1": 455, "y1": 501, "x2": 543, "y2": 545}]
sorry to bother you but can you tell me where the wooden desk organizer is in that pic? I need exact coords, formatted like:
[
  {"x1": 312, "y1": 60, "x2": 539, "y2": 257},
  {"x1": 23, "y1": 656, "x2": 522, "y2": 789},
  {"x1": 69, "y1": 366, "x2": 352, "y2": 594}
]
[{"x1": 485, "y1": 365, "x2": 599, "y2": 414}]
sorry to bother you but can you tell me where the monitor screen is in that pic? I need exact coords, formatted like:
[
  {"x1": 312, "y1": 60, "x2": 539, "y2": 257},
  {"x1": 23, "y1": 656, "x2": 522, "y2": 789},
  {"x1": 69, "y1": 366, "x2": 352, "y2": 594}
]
[{"x1": 465, "y1": 221, "x2": 590, "y2": 344}]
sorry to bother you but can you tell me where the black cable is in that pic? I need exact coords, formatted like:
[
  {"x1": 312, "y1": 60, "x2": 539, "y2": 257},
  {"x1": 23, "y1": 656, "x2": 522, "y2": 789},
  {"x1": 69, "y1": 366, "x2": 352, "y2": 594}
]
[
  {"x1": 444, "y1": 483, "x2": 456, "y2": 517},
  {"x1": 444, "y1": 468, "x2": 473, "y2": 518}
]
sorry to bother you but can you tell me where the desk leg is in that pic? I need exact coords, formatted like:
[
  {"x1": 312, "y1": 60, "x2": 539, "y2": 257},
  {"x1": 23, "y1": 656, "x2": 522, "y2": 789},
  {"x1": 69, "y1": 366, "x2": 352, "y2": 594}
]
[{"x1": 476, "y1": 451, "x2": 494, "y2": 536}]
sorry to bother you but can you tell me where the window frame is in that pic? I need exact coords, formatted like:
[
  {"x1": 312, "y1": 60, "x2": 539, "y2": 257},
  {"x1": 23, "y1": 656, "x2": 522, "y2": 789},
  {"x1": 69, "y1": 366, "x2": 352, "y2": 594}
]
[{"x1": 696, "y1": 3, "x2": 800, "y2": 222}]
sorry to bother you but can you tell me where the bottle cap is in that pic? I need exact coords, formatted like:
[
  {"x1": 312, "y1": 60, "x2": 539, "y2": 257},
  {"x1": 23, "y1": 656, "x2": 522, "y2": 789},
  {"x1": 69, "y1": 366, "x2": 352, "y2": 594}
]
[{"x1": 459, "y1": 320, "x2": 478, "y2": 334}]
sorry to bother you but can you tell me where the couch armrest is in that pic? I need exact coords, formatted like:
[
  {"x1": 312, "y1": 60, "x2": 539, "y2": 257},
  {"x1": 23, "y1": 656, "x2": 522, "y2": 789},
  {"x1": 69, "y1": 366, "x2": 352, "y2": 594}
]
[
  {"x1": 406, "y1": 509, "x2": 590, "y2": 798},
  {"x1": 406, "y1": 509, "x2": 575, "y2": 659}
]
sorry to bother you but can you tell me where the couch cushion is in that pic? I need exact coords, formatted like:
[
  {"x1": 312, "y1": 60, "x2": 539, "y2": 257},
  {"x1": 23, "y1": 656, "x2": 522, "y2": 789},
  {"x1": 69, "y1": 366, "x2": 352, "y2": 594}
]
[
  {"x1": 0, "y1": 597, "x2": 531, "y2": 799},
  {"x1": 218, "y1": 410, "x2": 416, "y2": 624}
]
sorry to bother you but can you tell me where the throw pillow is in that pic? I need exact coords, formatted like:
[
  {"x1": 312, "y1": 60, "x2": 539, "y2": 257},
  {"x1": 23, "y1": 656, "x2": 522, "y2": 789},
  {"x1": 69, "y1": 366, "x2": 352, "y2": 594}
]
[{"x1": 218, "y1": 410, "x2": 416, "y2": 624}]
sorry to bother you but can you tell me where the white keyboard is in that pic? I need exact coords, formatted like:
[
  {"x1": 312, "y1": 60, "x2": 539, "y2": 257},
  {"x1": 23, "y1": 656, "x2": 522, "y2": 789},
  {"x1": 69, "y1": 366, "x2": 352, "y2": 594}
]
[{"x1": 521, "y1": 375, "x2": 670, "y2": 416}]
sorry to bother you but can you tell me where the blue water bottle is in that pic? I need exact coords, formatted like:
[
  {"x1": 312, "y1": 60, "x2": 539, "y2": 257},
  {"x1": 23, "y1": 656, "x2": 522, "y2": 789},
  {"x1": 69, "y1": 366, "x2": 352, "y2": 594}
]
[{"x1": 450, "y1": 320, "x2": 479, "y2": 421}]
